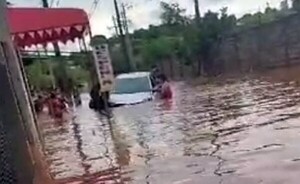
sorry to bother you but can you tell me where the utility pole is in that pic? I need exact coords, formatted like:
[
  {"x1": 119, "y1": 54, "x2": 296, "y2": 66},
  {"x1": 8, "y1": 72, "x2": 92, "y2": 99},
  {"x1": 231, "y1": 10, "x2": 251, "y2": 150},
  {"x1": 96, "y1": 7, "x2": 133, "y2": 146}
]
[
  {"x1": 193, "y1": 0, "x2": 203, "y2": 75},
  {"x1": 41, "y1": 0, "x2": 49, "y2": 7},
  {"x1": 107, "y1": 17, "x2": 119, "y2": 36},
  {"x1": 41, "y1": 0, "x2": 61, "y2": 57},
  {"x1": 194, "y1": 0, "x2": 201, "y2": 25},
  {"x1": 113, "y1": 0, "x2": 132, "y2": 72},
  {"x1": 121, "y1": 3, "x2": 136, "y2": 70},
  {"x1": 41, "y1": 0, "x2": 70, "y2": 94},
  {"x1": 112, "y1": 16, "x2": 119, "y2": 36}
]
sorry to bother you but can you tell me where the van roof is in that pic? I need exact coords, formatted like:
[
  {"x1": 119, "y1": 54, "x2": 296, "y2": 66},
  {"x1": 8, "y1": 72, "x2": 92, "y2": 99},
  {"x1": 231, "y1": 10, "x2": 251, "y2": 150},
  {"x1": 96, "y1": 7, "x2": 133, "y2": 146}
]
[{"x1": 116, "y1": 72, "x2": 150, "y2": 79}]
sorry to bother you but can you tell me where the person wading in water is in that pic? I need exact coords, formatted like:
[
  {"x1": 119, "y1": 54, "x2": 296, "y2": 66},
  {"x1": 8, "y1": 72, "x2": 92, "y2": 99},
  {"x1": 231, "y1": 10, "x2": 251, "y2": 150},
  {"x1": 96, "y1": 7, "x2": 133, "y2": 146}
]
[
  {"x1": 150, "y1": 65, "x2": 161, "y2": 87},
  {"x1": 89, "y1": 83, "x2": 121, "y2": 112},
  {"x1": 89, "y1": 83, "x2": 106, "y2": 111},
  {"x1": 50, "y1": 93, "x2": 66, "y2": 124},
  {"x1": 158, "y1": 74, "x2": 173, "y2": 99}
]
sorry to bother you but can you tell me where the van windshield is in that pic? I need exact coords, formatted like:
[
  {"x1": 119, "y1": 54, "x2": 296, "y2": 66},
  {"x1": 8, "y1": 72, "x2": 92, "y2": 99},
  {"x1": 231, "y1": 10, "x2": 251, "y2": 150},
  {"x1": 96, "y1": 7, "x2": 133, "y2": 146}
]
[{"x1": 113, "y1": 76, "x2": 151, "y2": 94}]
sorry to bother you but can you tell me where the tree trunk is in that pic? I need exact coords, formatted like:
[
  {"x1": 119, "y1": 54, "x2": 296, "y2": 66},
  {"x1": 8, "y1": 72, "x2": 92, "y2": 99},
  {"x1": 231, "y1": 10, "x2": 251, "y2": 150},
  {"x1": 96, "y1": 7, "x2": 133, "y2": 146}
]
[
  {"x1": 283, "y1": 22, "x2": 290, "y2": 66},
  {"x1": 197, "y1": 56, "x2": 202, "y2": 76},
  {"x1": 179, "y1": 59, "x2": 184, "y2": 78},
  {"x1": 194, "y1": 0, "x2": 201, "y2": 25},
  {"x1": 160, "y1": 60, "x2": 165, "y2": 74},
  {"x1": 169, "y1": 57, "x2": 174, "y2": 79}
]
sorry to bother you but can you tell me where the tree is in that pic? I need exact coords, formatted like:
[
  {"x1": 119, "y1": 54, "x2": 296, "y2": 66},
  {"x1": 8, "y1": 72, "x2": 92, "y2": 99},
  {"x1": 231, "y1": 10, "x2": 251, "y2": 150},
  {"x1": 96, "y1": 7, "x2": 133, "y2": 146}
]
[
  {"x1": 264, "y1": 5, "x2": 278, "y2": 21},
  {"x1": 160, "y1": 2, "x2": 187, "y2": 26},
  {"x1": 126, "y1": 0, "x2": 300, "y2": 77},
  {"x1": 133, "y1": 2, "x2": 237, "y2": 75},
  {"x1": 140, "y1": 37, "x2": 166, "y2": 66},
  {"x1": 110, "y1": 44, "x2": 130, "y2": 73},
  {"x1": 220, "y1": 7, "x2": 237, "y2": 32},
  {"x1": 292, "y1": 0, "x2": 300, "y2": 11},
  {"x1": 69, "y1": 52, "x2": 90, "y2": 70},
  {"x1": 280, "y1": 0, "x2": 289, "y2": 11},
  {"x1": 67, "y1": 53, "x2": 90, "y2": 86},
  {"x1": 239, "y1": 12, "x2": 262, "y2": 27},
  {"x1": 197, "y1": 9, "x2": 237, "y2": 74},
  {"x1": 25, "y1": 60, "x2": 53, "y2": 90},
  {"x1": 278, "y1": 0, "x2": 293, "y2": 17},
  {"x1": 238, "y1": 3, "x2": 293, "y2": 29}
]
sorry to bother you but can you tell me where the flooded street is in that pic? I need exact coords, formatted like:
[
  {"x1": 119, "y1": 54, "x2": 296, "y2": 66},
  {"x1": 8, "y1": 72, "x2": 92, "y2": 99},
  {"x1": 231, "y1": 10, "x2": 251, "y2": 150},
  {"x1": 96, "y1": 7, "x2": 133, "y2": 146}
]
[{"x1": 41, "y1": 75, "x2": 300, "y2": 184}]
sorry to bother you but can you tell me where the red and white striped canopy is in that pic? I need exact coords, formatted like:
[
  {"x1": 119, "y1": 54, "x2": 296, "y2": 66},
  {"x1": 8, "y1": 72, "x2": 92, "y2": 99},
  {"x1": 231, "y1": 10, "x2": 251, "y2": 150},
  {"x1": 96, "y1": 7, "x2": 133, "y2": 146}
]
[{"x1": 7, "y1": 7, "x2": 90, "y2": 47}]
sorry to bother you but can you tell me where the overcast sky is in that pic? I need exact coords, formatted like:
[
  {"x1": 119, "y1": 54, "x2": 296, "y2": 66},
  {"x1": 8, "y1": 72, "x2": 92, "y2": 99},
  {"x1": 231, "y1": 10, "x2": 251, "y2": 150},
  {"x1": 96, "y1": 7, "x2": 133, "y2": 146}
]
[{"x1": 11, "y1": 0, "x2": 285, "y2": 36}]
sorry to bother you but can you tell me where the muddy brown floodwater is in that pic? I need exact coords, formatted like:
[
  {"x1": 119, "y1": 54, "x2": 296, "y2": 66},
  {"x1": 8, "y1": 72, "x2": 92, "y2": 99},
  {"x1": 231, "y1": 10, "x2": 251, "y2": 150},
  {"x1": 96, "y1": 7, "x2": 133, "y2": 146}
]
[{"x1": 41, "y1": 75, "x2": 300, "y2": 184}]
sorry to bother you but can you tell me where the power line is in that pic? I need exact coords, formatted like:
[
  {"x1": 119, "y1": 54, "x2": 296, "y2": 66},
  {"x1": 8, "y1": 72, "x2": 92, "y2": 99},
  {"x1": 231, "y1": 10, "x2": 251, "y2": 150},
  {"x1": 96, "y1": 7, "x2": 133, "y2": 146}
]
[
  {"x1": 89, "y1": 0, "x2": 101, "y2": 19},
  {"x1": 114, "y1": 0, "x2": 132, "y2": 71},
  {"x1": 56, "y1": 0, "x2": 60, "y2": 7},
  {"x1": 121, "y1": 3, "x2": 135, "y2": 70},
  {"x1": 50, "y1": 0, "x2": 55, "y2": 7},
  {"x1": 41, "y1": 0, "x2": 61, "y2": 56}
]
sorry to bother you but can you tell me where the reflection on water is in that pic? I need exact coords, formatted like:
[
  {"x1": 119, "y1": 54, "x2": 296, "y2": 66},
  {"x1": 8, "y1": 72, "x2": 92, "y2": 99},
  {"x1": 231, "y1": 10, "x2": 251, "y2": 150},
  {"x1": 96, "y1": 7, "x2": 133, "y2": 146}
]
[{"x1": 41, "y1": 76, "x2": 300, "y2": 184}]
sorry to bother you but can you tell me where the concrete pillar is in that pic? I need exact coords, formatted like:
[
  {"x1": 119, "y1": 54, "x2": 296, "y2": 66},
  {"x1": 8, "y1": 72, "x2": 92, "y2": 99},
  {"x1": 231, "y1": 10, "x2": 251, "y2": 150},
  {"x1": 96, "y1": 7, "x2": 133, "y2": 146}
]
[
  {"x1": 0, "y1": 0, "x2": 35, "y2": 183},
  {"x1": 0, "y1": 0, "x2": 40, "y2": 145}
]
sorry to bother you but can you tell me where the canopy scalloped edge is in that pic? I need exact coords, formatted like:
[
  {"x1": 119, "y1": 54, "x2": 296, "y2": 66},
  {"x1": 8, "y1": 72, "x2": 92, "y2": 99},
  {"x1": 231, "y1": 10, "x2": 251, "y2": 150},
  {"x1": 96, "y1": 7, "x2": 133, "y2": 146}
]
[
  {"x1": 7, "y1": 8, "x2": 91, "y2": 47},
  {"x1": 12, "y1": 24, "x2": 89, "y2": 48}
]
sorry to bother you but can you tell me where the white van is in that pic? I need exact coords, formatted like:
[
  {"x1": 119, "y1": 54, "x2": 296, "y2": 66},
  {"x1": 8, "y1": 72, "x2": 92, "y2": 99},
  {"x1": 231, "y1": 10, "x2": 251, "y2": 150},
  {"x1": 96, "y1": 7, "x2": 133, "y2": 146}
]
[{"x1": 110, "y1": 72, "x2": 154, "y2": 105}]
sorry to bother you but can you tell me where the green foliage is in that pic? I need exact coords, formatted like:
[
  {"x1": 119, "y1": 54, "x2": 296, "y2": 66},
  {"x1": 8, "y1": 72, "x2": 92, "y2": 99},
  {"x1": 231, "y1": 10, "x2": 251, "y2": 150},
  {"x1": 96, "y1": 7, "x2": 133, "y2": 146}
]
[
  {"x1": 110, "y1": 44, "x2": 129, "y2": 74},
  {"x1": 280, "y1": 0, "x2": 289, "y2": 11},
  {"x1": 293, "y1": 0, "x2": 300, "y2": 11},
  {"x1": 67, "y1": 66, "x2": 89, "y2": 87},
  {"x1": 238, "y1": 8, "x2": 281, "y2": 28},
  {"x1": 160, "y1": 2, "x2": 187, "y2": 26},
  {"x1": 109, "y1": 1, "x2": 298, "y2": 75},
  {"x1": 25, "y1": 54, "x2": 90, "y2": 92},
  {"x1": 132, "y1": 2, "x2": 195, "y2": 68},
  {"x1": 69, "y1": 52, "x2": 90, "y2": 70},
  {"x1": 140, "y1": 36, "x2": 177, "y2": 64},
  {"x1": 220, "y1": 7, "x2": 237, "y2": 32},
  {"x1": 238, "y1": 1, "x2": 294, "y2": 28},
  {"x1": 238, "y1": 12, "x2": 263, "y2": 28},
  {"x1": 25, "y1": 60, "x2": 53, "y2": 90}
]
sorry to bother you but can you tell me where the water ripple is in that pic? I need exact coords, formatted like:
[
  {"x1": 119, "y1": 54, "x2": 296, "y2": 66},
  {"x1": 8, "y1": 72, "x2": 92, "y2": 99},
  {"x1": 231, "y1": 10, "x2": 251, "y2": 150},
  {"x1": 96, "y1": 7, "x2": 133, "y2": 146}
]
[{"x1": 40, "y1": 76, "x2": 300, "y2": 184}]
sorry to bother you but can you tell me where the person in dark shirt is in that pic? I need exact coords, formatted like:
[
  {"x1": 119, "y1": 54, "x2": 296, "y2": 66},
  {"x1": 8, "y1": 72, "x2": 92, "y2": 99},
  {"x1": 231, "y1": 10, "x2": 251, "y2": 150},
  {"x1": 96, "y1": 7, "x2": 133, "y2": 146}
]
[
  {"x1": 150, "y1": 65, "x2": 161, "y2": 87},
  {"x1": 89, "y1": 83, "x2": 106, "y2": 111},
  {"x1": 34, "y1": 95, "x2": 44, "y2": 113}
]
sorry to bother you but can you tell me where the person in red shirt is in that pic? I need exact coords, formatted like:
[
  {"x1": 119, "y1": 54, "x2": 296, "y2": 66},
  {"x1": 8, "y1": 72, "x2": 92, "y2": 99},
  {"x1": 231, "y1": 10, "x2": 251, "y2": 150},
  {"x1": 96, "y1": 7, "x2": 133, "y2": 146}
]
[
  {"x1": 46, "y1": 92, "x2": 55, "y2": 116},
  {"x1": 159, "y1": 74, "x2": 173, "y2": 99},
  {"x1": 50, "y1": 93, "x2": 66, "y2": 124}
]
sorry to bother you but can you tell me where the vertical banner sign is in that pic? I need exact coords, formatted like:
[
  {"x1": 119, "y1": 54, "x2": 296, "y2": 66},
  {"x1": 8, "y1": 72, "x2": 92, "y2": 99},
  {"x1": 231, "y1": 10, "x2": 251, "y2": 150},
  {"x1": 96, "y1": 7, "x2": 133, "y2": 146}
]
[{"x1": 92, "y1": 43, "x2": 114, "y2": 92}]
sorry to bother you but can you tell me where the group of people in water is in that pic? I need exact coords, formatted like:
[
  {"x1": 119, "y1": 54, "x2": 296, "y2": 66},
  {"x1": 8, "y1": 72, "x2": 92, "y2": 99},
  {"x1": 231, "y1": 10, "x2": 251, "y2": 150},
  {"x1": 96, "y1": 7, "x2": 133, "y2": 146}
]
[
  {"x1": 33, "y1": 66, "x2": 172, "y2": 117},
  {"x1": 33, "y1": 90, "x2": 69, "y2": 123}
]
